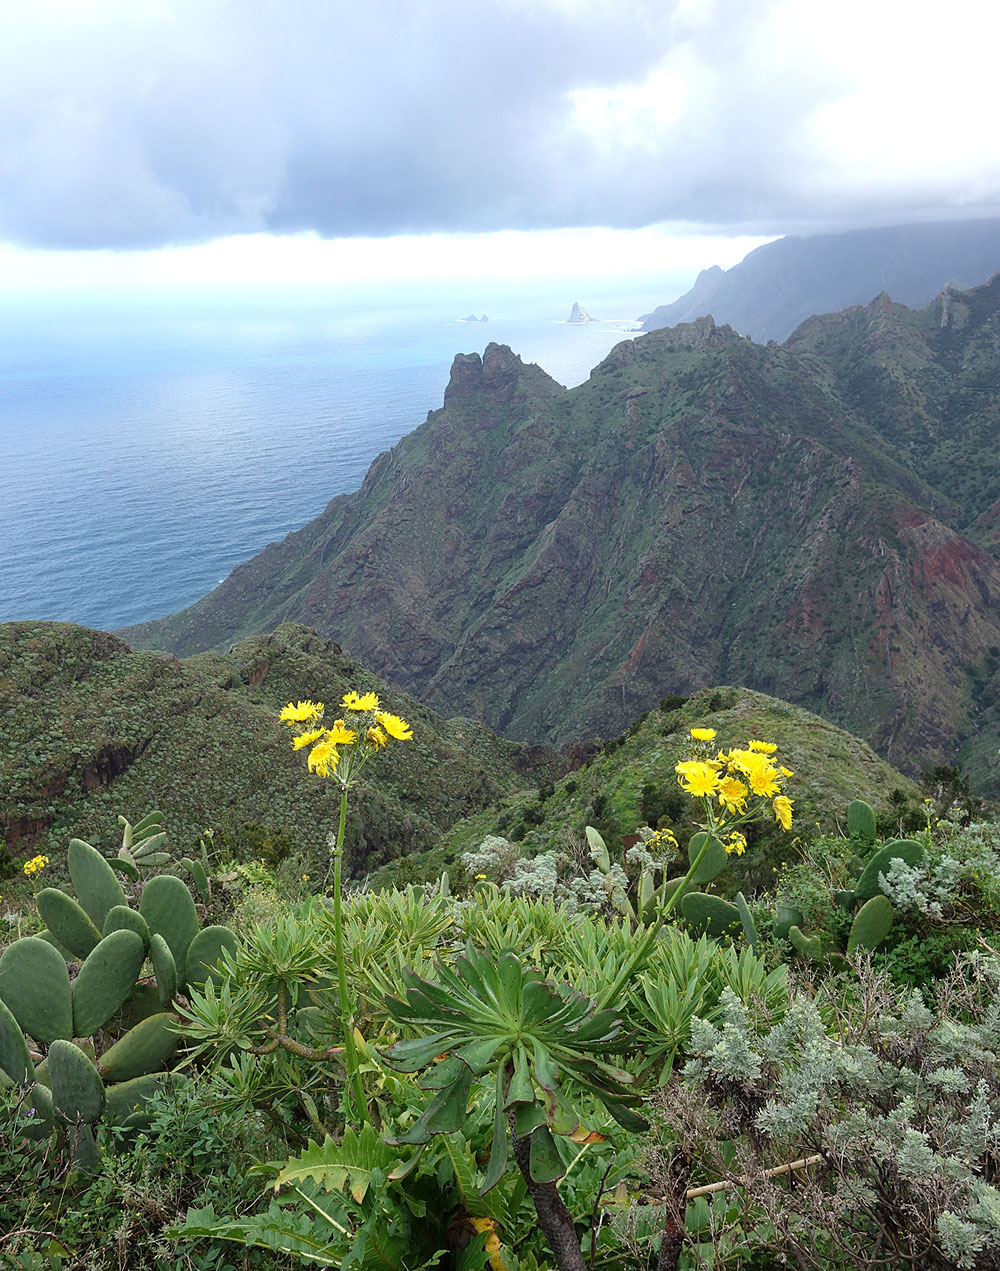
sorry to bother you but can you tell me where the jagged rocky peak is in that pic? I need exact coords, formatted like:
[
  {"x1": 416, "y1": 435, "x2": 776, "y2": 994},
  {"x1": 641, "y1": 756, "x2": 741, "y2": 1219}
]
[
  {"x1": 443, "y1": 343, "x2": 562, "y2": 408},
  {"x1": 567, "y1": 301, "x2": 593, "y2": 323}
]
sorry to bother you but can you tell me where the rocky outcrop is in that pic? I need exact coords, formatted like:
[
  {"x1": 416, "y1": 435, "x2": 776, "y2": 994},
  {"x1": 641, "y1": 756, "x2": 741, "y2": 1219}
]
[{"x1": 567, "y1": 302, "x2": 592, "y2": 323}]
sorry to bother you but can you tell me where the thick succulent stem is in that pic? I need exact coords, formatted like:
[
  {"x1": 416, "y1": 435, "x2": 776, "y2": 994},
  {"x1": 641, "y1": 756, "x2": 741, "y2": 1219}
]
[{"x1": 507, "y1": 1111, "x2": 586, "y2": 1271}]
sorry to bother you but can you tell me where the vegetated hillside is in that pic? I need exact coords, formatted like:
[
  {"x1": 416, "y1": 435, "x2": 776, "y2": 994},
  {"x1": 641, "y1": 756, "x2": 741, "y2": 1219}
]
[
  {"x1": 436, "y1": 684, "x2": 925, "y2": 890},
  {"x1": 0, "y1": 621, "x2": 559, "y2": 870},
  {"x1": 119, "y1": 280, "x2": 1000, "y2": 793},
  {"x1": 639, "y1": 218, "x2": 1000, "y2": 342}
]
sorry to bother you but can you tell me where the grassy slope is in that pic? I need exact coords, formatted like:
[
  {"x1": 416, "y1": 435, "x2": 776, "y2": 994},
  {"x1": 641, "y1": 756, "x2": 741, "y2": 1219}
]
[{"x1": 0, "y1": 620, "x2": 556, "y2": 875}]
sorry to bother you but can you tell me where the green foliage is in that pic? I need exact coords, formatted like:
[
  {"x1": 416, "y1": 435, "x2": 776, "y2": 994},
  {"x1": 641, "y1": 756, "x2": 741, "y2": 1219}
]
[
  {"x1": 383, "y1": 942, "x2": 644, "y2": 1176},
  {"x1": 677, "y1": 955, "x2": 1000, "y2": 1269}
]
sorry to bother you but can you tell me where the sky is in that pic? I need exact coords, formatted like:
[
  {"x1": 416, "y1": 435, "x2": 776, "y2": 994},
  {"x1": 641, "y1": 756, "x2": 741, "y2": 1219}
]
[{"x1": 0, "y1": 0, "x2": 998, "y2": 293}]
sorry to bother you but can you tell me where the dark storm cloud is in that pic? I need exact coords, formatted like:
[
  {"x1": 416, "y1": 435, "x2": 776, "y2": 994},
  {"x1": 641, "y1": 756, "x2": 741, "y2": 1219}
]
[{"x1": 0, "y1": 0, "x2": 997, "y2": 249}]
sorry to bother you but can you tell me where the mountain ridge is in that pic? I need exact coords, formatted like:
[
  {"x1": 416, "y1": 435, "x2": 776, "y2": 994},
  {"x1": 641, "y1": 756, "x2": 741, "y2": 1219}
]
[
  {"x1": 640, "y1": 219, "x2": 1000, "y2": 343},
  {"x1": 118, "y1": 279, "x2": 1000, "y2": 793}
]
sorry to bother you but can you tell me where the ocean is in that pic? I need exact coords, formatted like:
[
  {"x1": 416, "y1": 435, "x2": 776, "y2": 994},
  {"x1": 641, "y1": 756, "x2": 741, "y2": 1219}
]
[{"x1": 0, "y1": 283, "x2": 663, "y2": 633}]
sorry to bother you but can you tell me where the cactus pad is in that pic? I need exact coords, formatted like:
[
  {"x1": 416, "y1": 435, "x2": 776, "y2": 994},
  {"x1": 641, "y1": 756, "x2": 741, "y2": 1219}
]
[
  {"x1": 72, "y1": 929, "x2": 146, "y2": 1037},
  {"x1": 104, "y1": 1072, "x2": 173, "y2": 1134},
  {"x1": 680, "y1": 892, "x2": 741, "y2": 939},
  {"x1": 788, "y1": 925, "x2": 826, "y2": 961},
  {"x1": 103, "y1": 905, "x2": 150, "y2": 950},
  {"x1": 34, "y1": 889, "x2": 103, "y2": 960},
  {"x1": 687, "y1": 832, "x2": 728, "y2": 884},
  {"x1": 97, "y1": 1013, "x2": 180, "y2": 1084},
  {"x1": 847, "y1": 895, "x2": 894, "y2": 954},
  {"x1": 67, "y1": 838, "x2": 126, "y2": 928},
  {"x1": 774, "y1": 903, "x2": 803, "y2": 940},
  {"x1": 184, "y1": 926, "x2": 238, "y2": 991},
  {"x1": 847, "y1": 799, "x2": 877, "y2": 843},
  {"x1": 181, "y1": 856, "x2": 211, "y2": 903},
  {"x1": 0, "y1": 936, "x2": 73, "y2": 1043},
  {"x1": 855, "y1": 839, "x2": 924, "y2": 900},
  {"x1": 0, "y1": 995, "x2": 34, "y2": 1086},
  {"x1": 139, "y1": 876, "x2": 199, "y2": 985},
  {"x1": 148, "y1": 933, "x2": 177, "y2": 1008},
  {"x1": 48, "y1": 1039, "x2": 106, "y2": 1125}
]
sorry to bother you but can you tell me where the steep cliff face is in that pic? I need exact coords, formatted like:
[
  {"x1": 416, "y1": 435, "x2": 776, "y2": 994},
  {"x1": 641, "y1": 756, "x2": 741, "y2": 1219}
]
[{"x1": 120, "y1": 285, "x2": 1000, "y2": 790}]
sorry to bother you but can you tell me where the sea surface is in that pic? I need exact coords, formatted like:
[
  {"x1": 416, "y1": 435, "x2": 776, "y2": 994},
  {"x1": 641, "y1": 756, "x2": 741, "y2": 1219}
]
[{"x1": 0, "y1": 284, "x2": 661, "y2": 633}]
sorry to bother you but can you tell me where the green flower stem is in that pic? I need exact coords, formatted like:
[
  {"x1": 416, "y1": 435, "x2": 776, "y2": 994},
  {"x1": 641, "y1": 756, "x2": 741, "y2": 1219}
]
[
  {"x1": 595, "y1": 833, "x2": 715, "y2": 1011},
  {"x1": 330, "y1": 786, "x2": 368, "y2": 1125}
]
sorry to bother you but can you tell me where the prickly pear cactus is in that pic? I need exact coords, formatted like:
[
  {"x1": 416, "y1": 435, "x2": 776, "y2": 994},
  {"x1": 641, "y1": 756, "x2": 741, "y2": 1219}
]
[
  {"x1": 847, "y1": 799, "x2": 877, "y2": 844},
  {"x1": 681, "y1": 891, "x2": 741, "y2": 939},
  {"x1": 0, "y1": 816, "x2": 238, "y2": 1163}
]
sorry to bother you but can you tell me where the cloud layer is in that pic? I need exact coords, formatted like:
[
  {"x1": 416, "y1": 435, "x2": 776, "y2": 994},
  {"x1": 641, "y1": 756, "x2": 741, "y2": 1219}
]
[{"x1": 2, "y1": 0, "x2": 998, "y2": 249}]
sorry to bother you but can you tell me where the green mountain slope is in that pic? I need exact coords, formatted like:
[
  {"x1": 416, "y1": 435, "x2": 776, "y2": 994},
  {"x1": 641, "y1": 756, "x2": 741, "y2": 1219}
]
[
  {"x1": 119, "y1": 283, "x2": 1000, "y2": 793},
  {"x1": 439, "y1": 684, "x2": 924, "y2": 889},
  {"x1": 0, "y1": 621, "x2": 557, "y2": 867}
]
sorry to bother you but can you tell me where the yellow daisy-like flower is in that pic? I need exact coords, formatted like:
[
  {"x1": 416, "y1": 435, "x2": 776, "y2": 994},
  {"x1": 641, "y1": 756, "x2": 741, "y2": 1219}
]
[
  {"x1": 23, "y1": 854, "x2": 50, "y2": 877},
  {"x1": 675, "y1": 759, "x2": 721, "y2": 798},
  {"x1": 376, "y1": 711, "x2": 413, "y2": 741},
  {"x1": 690, "y1": 727, "x2": 717, "y2": 741},
  {"x1": 717, "y1": 776, "x2": 749, "y2": 814},
  {"x1": 728, "y1": 749, "x2": 782, "y2": 797},
  {"x1": 725, "y1": 832, "x2": 747, "y2": 856},
  {"x1": 328, "y1": 719, "x2": 357, "y2": 745},
  {"x1": 292, "y1": 727, "x2": 325, "y2": 751},
  {"x1": 342, "y1": 690, "x2": 380, "y2": 712},
  {"x1": 366, "y1": 725, "x2": 387, "y2": 750},
  {"x1": 746, "y1": 763, "x2": 782, "y2": 798},
  {"x1": 280, "y1": 700, "x2": 324, "y2": 726},
  {"x1": 773, "y1": 795, "x2": 794, "y2": 830},
  {"x1": 307, "y1": 738, "x2": 340, "y2": 777},
  {"x1": 748, "y1": 739, "x2": 778, "y2": 753}
]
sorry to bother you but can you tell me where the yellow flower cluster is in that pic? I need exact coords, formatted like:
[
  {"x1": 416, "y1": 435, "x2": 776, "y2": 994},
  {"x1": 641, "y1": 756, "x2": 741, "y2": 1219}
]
[
  {"x1": 645, "y1": 826, "x2": 680, "y2": 856},
  {"x1": 676, "y1": 729, "x2": 794, "y2": 831},
  {"x1": 23, "y1": 854, "x2": 49, "y2": 877},
  {"x1": 281, "y1": 691, "x2": 413, "y2": 785}
]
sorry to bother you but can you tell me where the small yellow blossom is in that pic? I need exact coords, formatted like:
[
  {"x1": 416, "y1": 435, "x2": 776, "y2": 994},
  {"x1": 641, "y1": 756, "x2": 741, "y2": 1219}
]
[
  {"x1": 292, "y1": 727, "x2": 326, "y2": 751},
  {"x1": 23, "y1": 854, "x2": 49, "y2": 877},
  {"x1": 342, "y1": 690, "x2": 380, "y2": 712},
  {"x1": 725, "y1": 832, "x2": 748, "y2": 856},
  {"x1": 717, "y1": 776, "x2": 749, "y2": 814},
  {"x1": 366, "y1": 725, "x2": 387, "y2": 750},
  {"x1": 475, "y1": 873, "x2": 488, "y2": 879},
  {"x1": 690, "y1": 727, "x2": 717, "y2": 741},
  {"x1": 748, "y1": 740, "x2": 778, "y2": 753},
  {"x1": 307, "y1": 738, "x2": 340, "y2": 778},
  {"x1": 773, "y1": 795, "x2": 794, "y2": 830},
  {"x1": 280, "y1": 700, "x2": 324, "y2": 726},
  {"x1": 376, "y1": 711, "x2": 413, "y2": 741},
  {"x1": 328, "y1": 720, "x2": 357, "y2": 745}
]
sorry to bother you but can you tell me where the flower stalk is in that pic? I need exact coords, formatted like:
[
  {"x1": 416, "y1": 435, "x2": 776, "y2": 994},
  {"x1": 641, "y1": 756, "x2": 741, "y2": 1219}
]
[{"x1": 280, "y1": 691, "x2": 413, "y2": 1128}]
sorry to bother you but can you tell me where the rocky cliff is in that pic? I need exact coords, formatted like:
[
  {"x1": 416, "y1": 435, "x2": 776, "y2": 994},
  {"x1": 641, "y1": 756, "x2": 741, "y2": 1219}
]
[{"x1": 120, "y1": 280, "x2": 1000, "y2": 793}]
